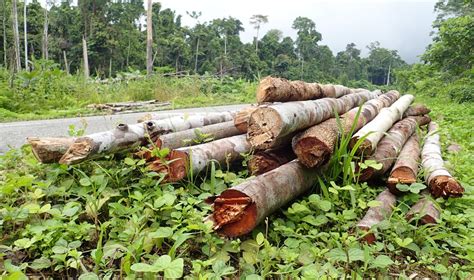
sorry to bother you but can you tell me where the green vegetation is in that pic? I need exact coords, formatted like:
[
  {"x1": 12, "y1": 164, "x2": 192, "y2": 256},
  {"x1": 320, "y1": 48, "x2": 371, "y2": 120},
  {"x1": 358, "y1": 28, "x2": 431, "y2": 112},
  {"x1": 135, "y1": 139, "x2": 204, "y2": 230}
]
[{"x1": 1, "y1": 93, "x2": 472, "y2": 278}]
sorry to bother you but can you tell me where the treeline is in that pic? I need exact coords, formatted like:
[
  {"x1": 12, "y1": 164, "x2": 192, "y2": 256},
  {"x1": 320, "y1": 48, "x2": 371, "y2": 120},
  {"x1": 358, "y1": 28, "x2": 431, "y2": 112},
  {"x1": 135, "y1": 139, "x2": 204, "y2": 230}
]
[{"x1": 0, "y1": 0, "x2": 407, "y2": 85}]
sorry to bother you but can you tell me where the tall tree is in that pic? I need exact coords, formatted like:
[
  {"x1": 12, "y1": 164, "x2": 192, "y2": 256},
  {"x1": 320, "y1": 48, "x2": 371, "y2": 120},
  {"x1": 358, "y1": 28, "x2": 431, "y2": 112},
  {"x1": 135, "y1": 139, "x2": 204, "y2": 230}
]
[
  {"x1": 1, "y1": 0, "x2": 7, "y2": 67},
  {"x1": 292, "y1": 17, "x2": 322, "y2": 80},
  {"x1": 146, "y1": 0, "x2": 153, "y2": 75},
  {"x1": 249, "y1": 14, "x2": 268, "y2": 53},
  {"x1": 186, "y1": 10, "x2": 201, "y2": 73},
  {"x1": 23, "y1": 0, "x2": 28, "y2": 70},
  {"x1": 42, "y1": 0, "x2": 49, "y2": 60},
  {"x1": 12, "y1": 0, "x2": 21, "y2": 71},
  {"x1": 82, "y1": 35, "x2": 89, "y2": 77}
]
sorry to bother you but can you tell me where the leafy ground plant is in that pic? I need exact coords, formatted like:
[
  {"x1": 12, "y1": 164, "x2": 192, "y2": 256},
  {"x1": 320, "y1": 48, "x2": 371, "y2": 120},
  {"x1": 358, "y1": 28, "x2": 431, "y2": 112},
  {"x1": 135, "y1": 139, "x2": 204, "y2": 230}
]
[{"x1": 0, "y1": 93, "x2": 473, "y2": 278}]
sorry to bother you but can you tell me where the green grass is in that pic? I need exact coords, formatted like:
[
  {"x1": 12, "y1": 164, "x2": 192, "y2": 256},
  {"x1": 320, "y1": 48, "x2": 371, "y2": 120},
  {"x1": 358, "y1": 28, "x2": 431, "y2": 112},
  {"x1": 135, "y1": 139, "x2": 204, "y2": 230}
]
[
  {"x1": 0, "y1": 64, "x2": 256, "y2": 122},
  {"x1": 1, "y1": 83, "x2": 473, "y2": 278}
]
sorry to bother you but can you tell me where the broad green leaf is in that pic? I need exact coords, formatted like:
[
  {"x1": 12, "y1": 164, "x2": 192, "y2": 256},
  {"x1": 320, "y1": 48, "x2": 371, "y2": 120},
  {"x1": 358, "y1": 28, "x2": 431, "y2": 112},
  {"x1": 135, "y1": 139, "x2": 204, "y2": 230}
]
[
  {"x1": 30, "y1": 257, "x2": 52, "y2": 270},
  {"x1": 130, "y1": 263, "x2": 158, "y2": 273},
  {"x1": 149, "y1": 227, "x2": 173, "y2": 239},
  {"x1": 432, "y1": 263, "x2": 448, "y2": 274},
  {"x1": 409, "y1": 182, "x2": 427, "y2": 194},
  {"x1": 367, "y1": 200, "x2": 382, "y2": 207},
  {"x1": 14, "y1": 238, "x2": 33, "y2": 249},
  {"x1": 256, "y1": 232, "x2": 265, "y2": 246},
  {"x1": 124, "y1": 157, "x2": 135, "y2": 166},
  {"x1": 79, "y1": 178, "x2": 91, "y2": 187},
  {"x1": 163, "y1": 258, "x2": 184, "y2": 279},
  {"x1": 347, "y1": 248, "x2": 364, "y2": 262},
  {"x1": 371, "y1": 255, "x2": 394, "y2": 268},
  {"x1": 396, "y1": 183, "x2": 410, "y2": 192},
  {"x1": 302, "y1": 215, "x2": 328, "y2": 226},
  {"x1": 78, "y1": 272, "x2": 100, "y2": 280},
  {"x1": 154, "y1": 193, "x2": 176, "y2": 208},
  {"x1": 326, "y1": 248, "x2": 347, "y2": 262}
]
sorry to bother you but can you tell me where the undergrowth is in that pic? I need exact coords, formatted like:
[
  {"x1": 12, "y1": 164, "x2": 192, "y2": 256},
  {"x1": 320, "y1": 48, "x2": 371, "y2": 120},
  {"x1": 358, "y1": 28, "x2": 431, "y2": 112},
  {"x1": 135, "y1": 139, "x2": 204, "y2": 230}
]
[{"x1": 0, "y1": 89, "x2": 473, "y2": 278}]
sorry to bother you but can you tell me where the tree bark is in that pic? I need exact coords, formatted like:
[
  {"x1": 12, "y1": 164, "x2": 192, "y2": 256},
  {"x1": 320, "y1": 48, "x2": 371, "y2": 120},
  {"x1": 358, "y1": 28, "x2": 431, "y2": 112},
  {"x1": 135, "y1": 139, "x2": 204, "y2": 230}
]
[
  {"x1": 292, "y1": 90, "x2": 400, "y2": 168},
  {"x1": 248, "y1": 146, "x2": 295, "y2": 175},
  {"x1": 155, "y1": 121, "x2": 241, "y2": 150},
  {"x1": 82, "y1": 36, "x2": 89, "y2": 78},
  {"x1": 28, "y1": 137, "x2": 76, "y2": 163},
  {"x1": 422, "y1": 122, "x2": 464, "y2": 198},
  {"x1": 387, "y1": 133, "x2": 420, "y2": 194},
  {"x1": 42, "y1": 1, "x2": 48, "y2": 60},
  {"x1": 406, "y1": 191, "x2": 440, "y2": 225},
  {"x1": 350, "y1": 94, "x2": 414, "y2": 155},
  {"x1": 147, "y1": 134, "x2": 251, "y2": 182},
  {"x1": 357, "y1": 189, "x2": 397, "y2": 244},
  {"x1": 194, "y1": 37, "x2": 199, "y2": 73},
  {"x1": 358, "y1": 116, "x2": 431, "y2": 182},
  {"x1": 2, "y1": 0, "x2": 7, "y2": 67},
  {"x1": 12, "y1": 0, "x2": 21, "y2": 71},
  {"x1": 59, "y1": 112, "x2": 235, "y2": 165},
  {"x1": 23, "y1": 0, "x2": 28, "y2": 71},
  {"x1": 403, "y1": 104, "x2": 430, "y2": 117},
  {"x1": 248, "y1": 90, "x2": 380, "y2": 150},
  {"x1": 146, "y1": 0, "x2": 153, "y2": 76},
  {"x1": 63, "y1": 50, "x2": 69, "y2": 74},
  {"x1": 207, "y1": 160, "x2": 317, "y2": 237},
  {"x1": 256, "y1": 77, "x2": 354, "y2": 103},
  {"x1": 234, "y1": 106, "x2": 258, "y2": 133}
]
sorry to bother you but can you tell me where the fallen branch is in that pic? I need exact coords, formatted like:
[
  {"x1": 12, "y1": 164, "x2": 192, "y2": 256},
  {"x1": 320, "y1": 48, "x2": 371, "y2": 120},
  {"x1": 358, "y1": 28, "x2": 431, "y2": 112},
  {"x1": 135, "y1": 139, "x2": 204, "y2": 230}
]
[
  {"x1": 59, "y1": 112, "x2": 235, "y2": 165},
  {"x1": 358, "y1": 116, "x2": 431, "y2": 182},
  {"x1": 357, "y1": 189, "x2": 397, "y2": 244},
  {"x1": 406, "y1": 192, "x2": 440, "y2": 224},
  {"x1": 207, "y1": 160, "x2": 316, "y2": 237},
  {"x1": 403, "y1": 104, "x2": 431, "y2": 117},
  {"x1": 350, "y1": 94, "x2": 414, "y2": 155},
  {"x1": 292, "y1": 90, "x2": 400, "y2": 168},
  {"x1": 387, "y1": 133, "x2": 420, "y2": 194},
  {"x1": 248, "y1": 90, "x2": 380, "y2": 150},
  {"x1": 148, "y1": 134, "x2": 251, "y2": 182},
  {"x1": 248, "y1": 146, "x2": 296, "y2": 175},
  {"x1": 422, "y1": 122, "x2": 464, "y2": 198},
  {"x1": 27, "y1": 137, "x2": 76, "y2": 163}
]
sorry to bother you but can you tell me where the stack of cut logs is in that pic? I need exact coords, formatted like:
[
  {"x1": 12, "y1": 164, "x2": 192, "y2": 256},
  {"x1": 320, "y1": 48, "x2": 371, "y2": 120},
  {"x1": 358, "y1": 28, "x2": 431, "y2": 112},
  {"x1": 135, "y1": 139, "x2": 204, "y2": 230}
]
[{"x1": 28, "y1": 76, "x2": 464, "y2": 241}]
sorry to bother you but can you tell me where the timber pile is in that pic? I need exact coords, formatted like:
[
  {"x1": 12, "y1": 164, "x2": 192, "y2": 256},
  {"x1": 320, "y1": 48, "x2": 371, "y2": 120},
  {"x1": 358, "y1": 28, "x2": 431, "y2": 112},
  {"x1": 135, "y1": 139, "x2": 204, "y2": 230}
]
[
  {"x1": 27, "y1": 76, "x2": 463, "y2": 241},
  {"x1": 87, "y1": 100, "x2": 171, "y2": 113}
]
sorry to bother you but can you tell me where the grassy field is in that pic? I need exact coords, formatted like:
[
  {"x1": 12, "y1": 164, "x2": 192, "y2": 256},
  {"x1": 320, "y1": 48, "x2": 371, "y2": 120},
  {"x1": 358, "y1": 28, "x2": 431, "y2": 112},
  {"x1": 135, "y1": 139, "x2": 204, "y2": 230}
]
[{"x1": 0, "y1": 84, "x2": 473, "y2": 278}]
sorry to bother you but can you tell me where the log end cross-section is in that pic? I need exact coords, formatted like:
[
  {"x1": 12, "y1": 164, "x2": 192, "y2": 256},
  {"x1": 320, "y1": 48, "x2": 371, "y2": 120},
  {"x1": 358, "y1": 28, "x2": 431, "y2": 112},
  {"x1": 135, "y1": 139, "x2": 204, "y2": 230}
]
[{"x1": 27, "y1": 137, "x2": 76, "y2": 163}]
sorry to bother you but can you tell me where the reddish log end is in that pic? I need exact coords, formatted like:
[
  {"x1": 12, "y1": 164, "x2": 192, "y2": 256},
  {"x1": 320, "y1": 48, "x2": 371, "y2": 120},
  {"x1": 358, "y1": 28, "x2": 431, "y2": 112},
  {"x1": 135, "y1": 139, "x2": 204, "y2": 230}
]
[
  {"x1": 293, "y1": 137, "x2": 332, "y2": 168},
  {"x1": 358, "y1": 226, "x2": 377, "y2": 245},
  {"x1": 429, "y1": 175, "x2": 464, "y2": 198},
  {"x1": 387, "y1": 166, "x2": 417, "y2": 195},
  {"x1": 147, "y1": 150, "x2": 188, "y2": 182},
  {"x1": 210, "y1": 189, "x2": 258, "y2": 237},
  {"x1": 248, "y1": 147, "x2": 295, "y2": 175},
  {"x1": 406, "y1": 197, "x2": 440, "y2": 225}
]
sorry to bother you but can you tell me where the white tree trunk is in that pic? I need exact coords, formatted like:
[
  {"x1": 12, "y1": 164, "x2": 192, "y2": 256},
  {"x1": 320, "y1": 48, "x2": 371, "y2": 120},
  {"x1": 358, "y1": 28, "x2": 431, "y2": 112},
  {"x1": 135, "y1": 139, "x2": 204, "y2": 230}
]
[
  {"x1": 422, "y1": 122, "x2": 464, "y2": 198},
  {"x1": 350, "y1": 94, "x2": 414, "y2": 155},
  {"x1": 248, "y1": 90, "x2": 380, "y2": 150},
  {"x1": 146, "y1": 0, "x2": 153, "y2": 76},
  {"x1": 2, "y1": 0, "x2": 7, "y2": 67},
  {"x1": 82, "y1": 36, "x2": 89, "y2": 78},
  {"x1": 63, "y1": 50, "x2": 69, "y2": 74},
  {"x1": 59, "y1": 112, "x2": 235, "y2": 165},
  {"x1": 23, "y1": 0, "x2": 28, "y2": 70},
  {"x1": 12, "y1": 0, "x2": 21, "y2": 71},
  {"x1": 42, "y1": 0, "x2": 48, "y2": 60}
]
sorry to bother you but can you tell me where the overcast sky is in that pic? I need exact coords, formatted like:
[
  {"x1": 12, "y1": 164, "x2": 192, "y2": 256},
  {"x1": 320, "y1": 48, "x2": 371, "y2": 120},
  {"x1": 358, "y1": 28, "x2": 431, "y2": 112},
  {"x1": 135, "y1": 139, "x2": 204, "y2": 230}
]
[{"x1": 156, "y1": 0, "x2": 437, "y2": 63}]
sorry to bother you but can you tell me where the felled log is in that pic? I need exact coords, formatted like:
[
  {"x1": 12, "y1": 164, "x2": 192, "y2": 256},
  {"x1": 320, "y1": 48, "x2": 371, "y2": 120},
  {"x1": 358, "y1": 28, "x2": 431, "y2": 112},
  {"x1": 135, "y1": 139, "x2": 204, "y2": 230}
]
[
  {"x1": 256, "y1": 77, "x2": 353, "y2": 103},
  {"x1": 156, "y1": 121, "x2": 241, "y2": 150},
  {"x1": 148, "y1": 134, "x2": 251, "y2": 182},
  {"x1": 357, "y1": 189, "x2": 397, "y2": 244},
  {"x1": 406, "y1": 192, "x2": 440, "y2": 224},
  {"x1": 387, "y1": 133, "x2": 420, "y2": 194},
  {"x1": 248, "y1": 146, "x2": 296, "y2": 175},
  {"x1": 422, "y1": 122, "x2": 464, "y2": 198},
  {"x1": 27, "y1": 137, "x2": 76, "y2": 163},
  {"x1": 248, "y1": 90, "x2": 380, "y2": 150},
  {"x1": 358, "y1": 116, "x2": 431, "y2": 182},
  {"x1": 207, "y1": 160, "x2": 316, "y2": 237},
  {"x1": 350, "y1": 94, "x2": 414, "y2": 155},
  {"x1": 292, "y1": 90, "x2": 400, "y2": 168},
  {"x1": 403, "y1": 104, "x2": 431, "y2": 117},
  {"x1": 234, "y1": 106, "x2": 258, "y2": 133},
  {"x1": 59, "y1": 112, "x2": 235, "y2": 165}
]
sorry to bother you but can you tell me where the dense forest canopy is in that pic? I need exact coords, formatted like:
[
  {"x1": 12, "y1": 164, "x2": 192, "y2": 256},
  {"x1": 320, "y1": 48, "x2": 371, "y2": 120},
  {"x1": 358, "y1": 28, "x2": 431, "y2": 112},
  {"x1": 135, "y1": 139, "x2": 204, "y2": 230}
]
[{"x1": 0, "y1": 0, "x2": 410, "y2": 85}]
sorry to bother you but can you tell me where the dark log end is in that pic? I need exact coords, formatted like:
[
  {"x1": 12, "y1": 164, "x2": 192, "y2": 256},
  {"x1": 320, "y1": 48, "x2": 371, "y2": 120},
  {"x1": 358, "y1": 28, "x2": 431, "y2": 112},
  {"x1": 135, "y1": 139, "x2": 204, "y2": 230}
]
[
  {"x1": 387, "y1": 167, "x2": 417, "y2": 195},
  {"x1": 358, "y1": 226, "x2": 376, "y2": 244},
  {"x1": 212, "y1": 189, "x2": 257, "y2": 238},
  {"x1": 294, "y1": 137, "x2": 331, "y2": 168},
  {"x1": 415, "y1": 115, "x2": 432, "y2": 126},
  {"x1": 358, "y1": 166, "x2": 375, "y2": 182},
  {"x1": 248, "y1": 154, "x2": 280, "y2": 176},
  {"x1": 430, "y1": 176, "x2": 464, "y2": 198},
  {"x1": 350, "y1": 137, "x2": 373, "y2": 156}
]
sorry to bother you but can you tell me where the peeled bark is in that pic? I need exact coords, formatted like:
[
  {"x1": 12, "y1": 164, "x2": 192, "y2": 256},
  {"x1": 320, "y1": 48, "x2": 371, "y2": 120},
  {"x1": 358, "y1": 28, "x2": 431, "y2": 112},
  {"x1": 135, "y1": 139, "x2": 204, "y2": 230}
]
[
  {"x1": 350, "y1": 94, "x2": 414, "y2": 155},
  {"x1": 28, "y1": 137, "x2": 76, "y2": 163},
  {"x1": 234, "y1": 106, "x2": 258, "y2": 133},
  {"x1": 406, "y1": 192, "x2": 440, "y2": 225},
  {"x1": 359, "y1": 116, "x2": 431, "y2": 182},
  {"x1": 155, "y1": 121, "x2": 241, "y2": 150},
  {"x1": 248, "y1": 146, "x2": 296, "y2": 175},
  {"x1": 387, "y1": 133, "x2": 420, "y2": 194},
  {"x1": 293, "y1": 90, "x2": 400, "y2": 168},
  {"x1": 148, "y1": 134, "x2": 251, "y2": 182},
  {"x1": 357, "y1": 189, "x2": 397, "y2": 244},
  {"x1": 248, "y1": 90, "x2": 380, "y2": 150},
  {"x1": 422, "y1": 122, "x2": 464, "y2": 198},
  {"x1": 403, "y1": 104, "x2": 431, "y2": 117},
  {"x1": 207, "y1": 160, "x2": 316, "y2": 237},
  {"x1": 59, "y1": 112, "x2": 234, "y2": 165}
]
